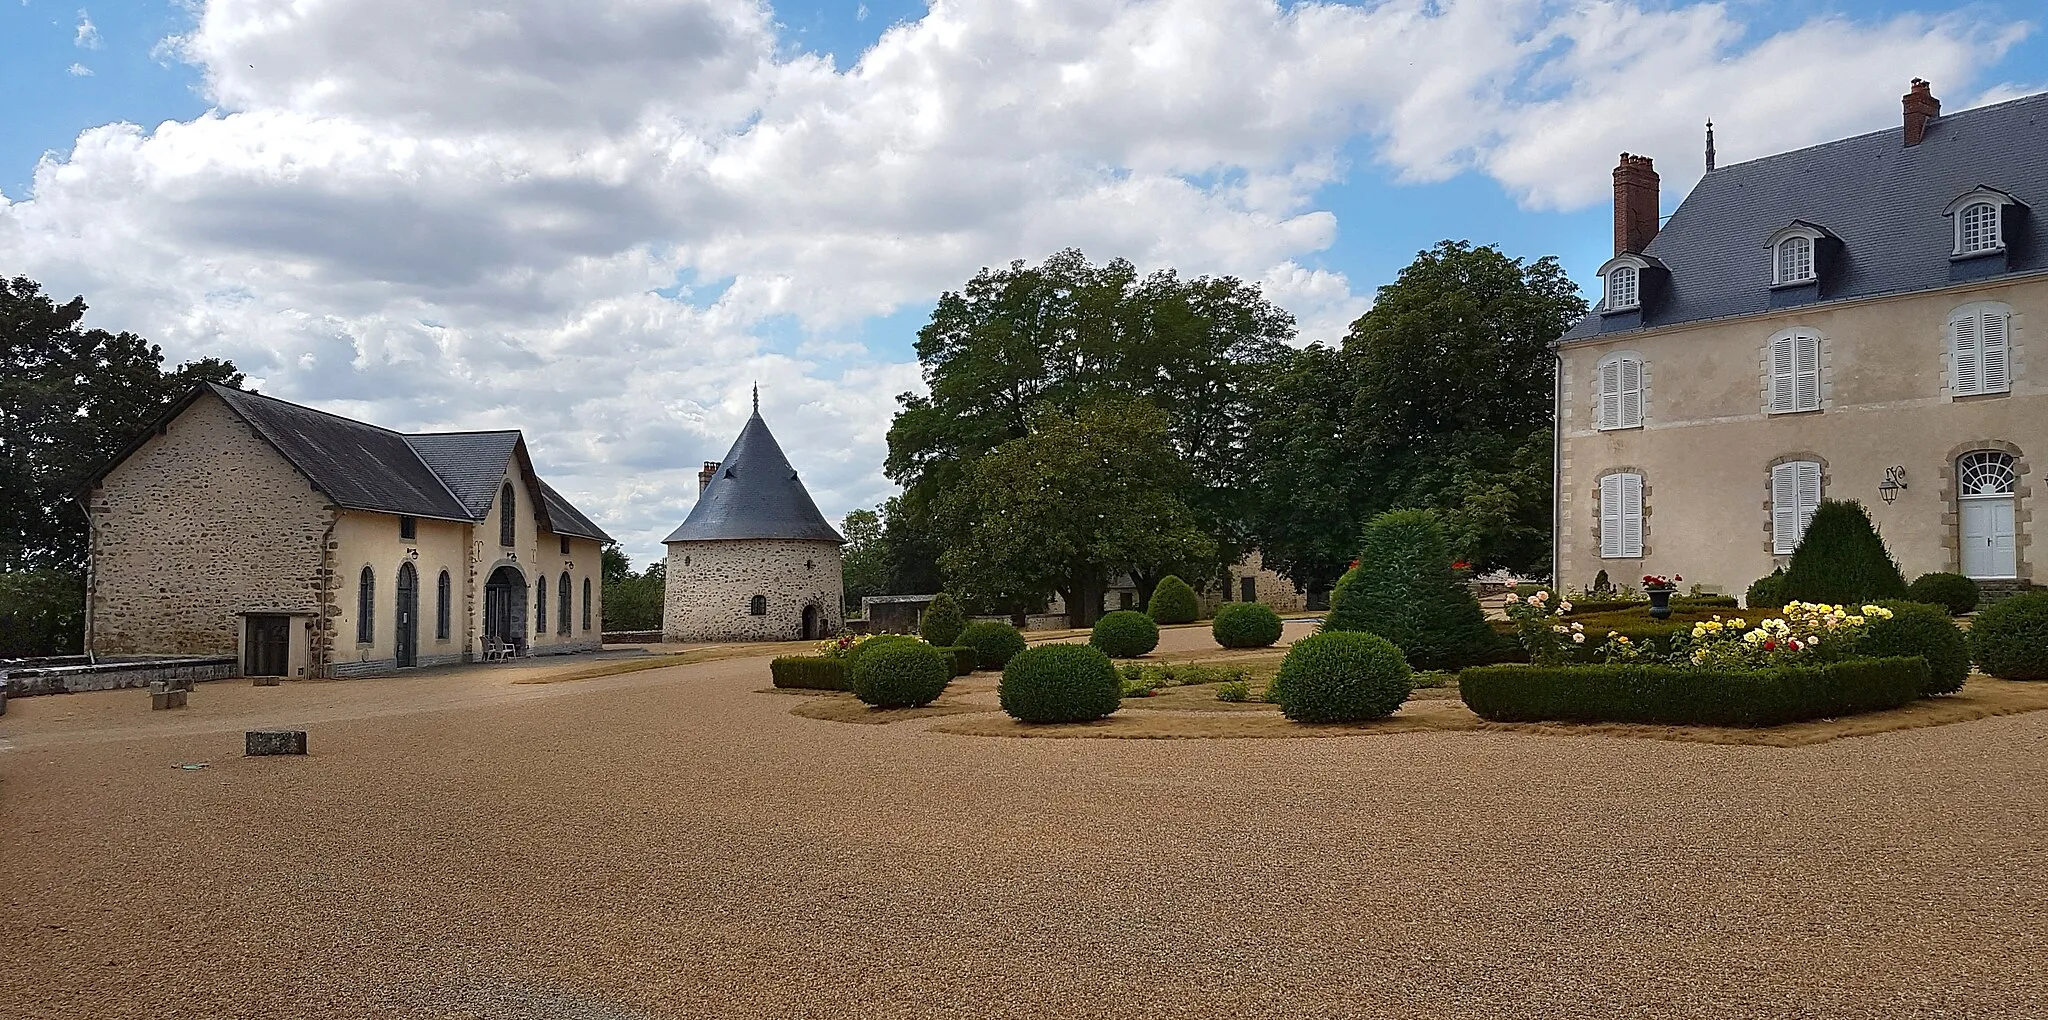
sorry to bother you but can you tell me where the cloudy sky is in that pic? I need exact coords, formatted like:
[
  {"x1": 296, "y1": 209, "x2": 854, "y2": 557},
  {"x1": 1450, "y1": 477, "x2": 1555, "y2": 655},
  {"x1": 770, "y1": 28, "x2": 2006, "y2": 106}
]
[{"x1": 2, "y1": 0, "x2": 2042, "y2": 565}]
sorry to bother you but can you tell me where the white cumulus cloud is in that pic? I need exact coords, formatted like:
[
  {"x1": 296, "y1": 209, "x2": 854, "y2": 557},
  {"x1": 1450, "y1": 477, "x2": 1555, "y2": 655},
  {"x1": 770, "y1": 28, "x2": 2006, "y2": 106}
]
[{"x1": 74, "y1": 9, "x2": 100, "y2": 49}]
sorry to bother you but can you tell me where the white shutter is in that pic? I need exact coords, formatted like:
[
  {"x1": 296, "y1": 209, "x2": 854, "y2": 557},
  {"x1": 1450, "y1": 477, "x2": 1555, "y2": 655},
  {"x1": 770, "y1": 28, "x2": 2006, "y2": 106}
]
[
  {"x1": 1598, "y1": 360, "x2": 1620, "y2": 428},
  {"x1": 1618, "y1": 358, "x2": 1643, "y2": 427},
  {"x1": 1981, "y1": 313, "x2": 2009, "y2": 393},
  {"x1": 1770, "y1": 335, "x2": 1796, "y2": 412},
  {"x1": 1620, "y1": 474, "x2": 1644, "y2": 558},
  {"x1": 1796, "y1": 462, "x2": 1822, "y2": 542},
  {"x1": 1600, "y1": 474, "x2": 1624, "y2": 558},
  {"x1": 1793, "y1": 334, "x2": 1821, "y2": 411},
  {"x1": 1772, "y1": 462, "x2": 1799, "y2": 554},
  {"x1": 1951, "y1": 315, "x2": 1982, "y2": 395}
]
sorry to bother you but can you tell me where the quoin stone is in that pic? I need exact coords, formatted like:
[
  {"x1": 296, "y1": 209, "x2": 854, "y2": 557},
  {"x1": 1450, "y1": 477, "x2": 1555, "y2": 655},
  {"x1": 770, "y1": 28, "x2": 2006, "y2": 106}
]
[{"x1": 663, "y1": 389, "x2": 845, "y2": 642}]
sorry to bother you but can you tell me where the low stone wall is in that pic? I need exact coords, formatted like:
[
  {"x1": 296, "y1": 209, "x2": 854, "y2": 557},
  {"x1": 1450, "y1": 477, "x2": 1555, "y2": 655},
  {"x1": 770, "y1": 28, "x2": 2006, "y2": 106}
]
[
  {"x1": 602, "y1": 630, "x2": 664, "y2": 644},
  {"x1": 2, "y1": 656, "x2": 239, "y2": 697}
]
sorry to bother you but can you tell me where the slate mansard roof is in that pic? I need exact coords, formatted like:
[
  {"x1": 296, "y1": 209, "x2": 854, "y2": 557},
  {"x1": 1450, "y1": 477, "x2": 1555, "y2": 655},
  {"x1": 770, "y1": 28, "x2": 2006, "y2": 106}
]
[
  {"x1": 1562, "y1": 91, "x2": 2048, "y2": 342},
  {"x1": 664, "y1": 410, "x2": 845, "y2": 544},
  {"x1": 84, "y1": 383, "x2": 612, "y2": 543}
]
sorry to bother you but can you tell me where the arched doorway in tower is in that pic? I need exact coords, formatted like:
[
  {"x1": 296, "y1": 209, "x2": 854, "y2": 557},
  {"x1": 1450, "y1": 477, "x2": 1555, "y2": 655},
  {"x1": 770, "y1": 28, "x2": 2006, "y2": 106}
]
[
  {"x1": 484, "y1": 565, "x2": 529, "y2": 654},
  {"x1": 801, "y1": 603, "x2": 824, "y2": 640},
  {"x1": 395, "y1": 562, "x2": 419, "y2": 668}
]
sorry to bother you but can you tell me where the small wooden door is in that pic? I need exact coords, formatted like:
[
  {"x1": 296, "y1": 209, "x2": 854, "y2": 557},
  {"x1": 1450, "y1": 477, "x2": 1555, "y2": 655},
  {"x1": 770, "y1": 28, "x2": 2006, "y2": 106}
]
[
  {"x1": 801, "y1": 604, "x2": 822, "y2": 640},
  {"x1": 395, "y1": 562, "x2": 419, "y2": 668},
  {"x1": 245, "y1": 615, "x2": 290, "y2": 677},
  {"x1": 1240, "y1": 576, "x2": 1256, "y2": 603},
  {"x1": 1961, "y1": 497, "x2": 2018, "y2": 579}
]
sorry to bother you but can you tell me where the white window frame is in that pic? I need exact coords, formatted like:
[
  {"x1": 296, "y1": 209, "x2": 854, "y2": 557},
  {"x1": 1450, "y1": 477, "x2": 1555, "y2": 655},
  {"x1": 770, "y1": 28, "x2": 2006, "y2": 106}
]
[
  {"x1": 1771, "y1": 461, "x2": 1823, "y2": 555},
  {"x1": 1599, "y1": 472, "x2": 1644, "y2": 559},
  {"x1": 1768, "y1": 329, "x2": 1823, "y2": 414},
  {"x1": 1595, "y1": 352, "x2": 1645, "y2": 430},
  {"x1": 1948, "y1": 302, "x2": 2013, "y2": 397},
  {"x1": 1774, "y1": 236, "x2": 1815, "y2": 285},
  {"x1": 1944, "y1": 187, "x2": 2018, "y2": 257},
  {"x1": 1605, "y1": 266, "x2": 1639, "y2": 311}
]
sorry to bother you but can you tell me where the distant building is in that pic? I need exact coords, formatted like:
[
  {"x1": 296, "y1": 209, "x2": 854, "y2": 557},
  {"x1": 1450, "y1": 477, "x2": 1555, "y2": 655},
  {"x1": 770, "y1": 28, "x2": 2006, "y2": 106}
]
[
  {"x1": 663, "y1": 394, "x2": 845, "y2": 641},
  {"x1": 79, "y1": 383, "x2": 611, "y2": 678},
  {"x1": 1557, "y1": 81, "x2": 2044, "y2": 598}
]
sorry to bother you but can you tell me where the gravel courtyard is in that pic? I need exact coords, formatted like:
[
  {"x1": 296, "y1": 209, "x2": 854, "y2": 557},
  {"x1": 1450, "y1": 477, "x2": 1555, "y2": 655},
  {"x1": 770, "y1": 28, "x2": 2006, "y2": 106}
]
[{"x1": 3, "y1": 639, "x2": 2045, "y2": 1019}]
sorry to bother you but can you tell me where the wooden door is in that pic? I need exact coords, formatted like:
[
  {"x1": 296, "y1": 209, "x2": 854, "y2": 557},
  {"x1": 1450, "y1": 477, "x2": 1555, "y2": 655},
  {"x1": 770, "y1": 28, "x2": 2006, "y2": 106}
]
[
  {"x1": 245, "y1": 615, "x2": 290, "y2": 676},
  {"x1": 395, "y1": 563, "x2": 419, "y2": 668},
  {"x1": 1962, "y1": 498, "x2": 2017, "y2": 579}
]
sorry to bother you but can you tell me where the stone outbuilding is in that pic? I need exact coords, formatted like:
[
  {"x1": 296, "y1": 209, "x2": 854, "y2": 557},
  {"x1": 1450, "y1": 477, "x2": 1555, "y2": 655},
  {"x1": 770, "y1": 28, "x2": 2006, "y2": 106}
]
[{"x1": 663, "y1": 396, "x2": 845, "y2": 642}]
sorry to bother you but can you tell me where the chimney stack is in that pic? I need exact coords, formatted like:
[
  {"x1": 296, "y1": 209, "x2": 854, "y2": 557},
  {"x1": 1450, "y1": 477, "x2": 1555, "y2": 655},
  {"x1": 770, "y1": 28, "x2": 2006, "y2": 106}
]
[
  {"x1": 698, "y1": 461, "x2": 721, "y2": 495},
  {"x1": 1903, "y1": 78, "x2": 1940, "y2": 147},
  {"x1": 1612, "y1": 153, "x2": 1660, "y2": 255}
]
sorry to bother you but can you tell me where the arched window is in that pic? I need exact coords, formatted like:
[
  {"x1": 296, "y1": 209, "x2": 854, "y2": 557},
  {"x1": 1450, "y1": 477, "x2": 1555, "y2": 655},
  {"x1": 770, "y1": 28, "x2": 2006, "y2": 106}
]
[
  {"x1": 1948, "y1": 303, "x2": 2012, "y2": 397},
  {"x1": 357, "y1": 566, "x2": 375, "y2": 643},
  {"x1": 1774, "y1": 236, "x2": 1814, "y2": 284},
  {"x1": 1598, "y1": 473, "x2": 1644, "y2": 559},
  {"x1": 582, "y1": 577, "x2": 593, "y2": 630},
  {"x1": 436, "y1": 570, "x2": 451, "y2": 640},
  {"x1": 1605, "y1": 266, "x2": 1639, "y2": 311},
  {"x1": 1596, "y1": 353, "x2": 1645, "y2": 430},
  {"x1": 1959, "y1": 202, "x2": 2001, "y2": 254},
  {"x1": 558, "y1": 572, "x2": 572, "y2": 633},
  {"x1": 1768, "y1": 330, "x2": 1823, "y2": 414},
  {"x1": 499, "y1": 481, "x2": 517, "y2": 547},
  {"x1": 749, "y1": 594, "x2": 767, "y2": 616},
  {"x1": 536, "y1": 578, "x2": 548, "y2": 635},
  {"x1": 1959, "y1": 451, "x2": 2017, "y2": 496},
  {"x1": 1771, "y1": 461, "x2": 1823, "y2": 554}
]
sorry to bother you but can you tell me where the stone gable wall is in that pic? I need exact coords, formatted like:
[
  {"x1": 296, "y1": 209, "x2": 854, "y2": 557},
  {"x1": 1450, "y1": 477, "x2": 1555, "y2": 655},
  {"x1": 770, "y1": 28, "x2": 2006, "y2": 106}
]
[
  {"x1": 87, "y1": 392, "x2": 332, "y2": 657},
  {"x1": 663, "y1": 539, "x2": 843, "y2": 642}
]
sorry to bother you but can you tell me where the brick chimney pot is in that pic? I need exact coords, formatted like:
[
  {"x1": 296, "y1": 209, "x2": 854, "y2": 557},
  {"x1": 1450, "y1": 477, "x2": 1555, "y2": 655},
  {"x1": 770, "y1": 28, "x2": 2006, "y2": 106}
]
[{"x1": 1903, "y1": 78, "x2": 1940, "y2": 147}]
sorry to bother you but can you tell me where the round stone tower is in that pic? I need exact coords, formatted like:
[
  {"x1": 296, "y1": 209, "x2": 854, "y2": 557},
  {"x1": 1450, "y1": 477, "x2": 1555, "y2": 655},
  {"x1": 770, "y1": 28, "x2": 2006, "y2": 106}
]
[{"x1": 662, "y1": 394, "x2": 845, "y2": 642}]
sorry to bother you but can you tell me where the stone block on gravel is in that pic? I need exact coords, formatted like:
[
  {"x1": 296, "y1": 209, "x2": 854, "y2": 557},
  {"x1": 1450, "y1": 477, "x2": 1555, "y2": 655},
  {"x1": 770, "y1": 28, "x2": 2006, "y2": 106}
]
[
  {"x1": 149, "y1": 682, "x2": 188, "y2": 710},
  {"x1": 245, "y1": 730, "x2": 307, "y2": 756}
]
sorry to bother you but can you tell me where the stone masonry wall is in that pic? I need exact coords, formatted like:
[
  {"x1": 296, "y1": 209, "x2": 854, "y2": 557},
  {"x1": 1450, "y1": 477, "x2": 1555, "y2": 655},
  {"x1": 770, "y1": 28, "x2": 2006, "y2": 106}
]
[
  {"x1": 88, "y1": 392, "x2": 333, "y2": 657},
  {"x1": 663, "y1": 539, "x2": 843, "y2": 642}
]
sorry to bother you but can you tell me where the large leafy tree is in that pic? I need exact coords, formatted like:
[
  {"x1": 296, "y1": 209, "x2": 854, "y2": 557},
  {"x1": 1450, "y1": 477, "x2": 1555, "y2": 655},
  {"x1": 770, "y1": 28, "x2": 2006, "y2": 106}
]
[
  {"x1": 600, "y1": 547, "x2": 665, "y2": 631},
  {"x1": 940, "y1": 400, "x2": 1212, "y2": 627},
  {"x1": 886, "y1": 249, "x2": 1292, "y2": 601},
  {"x1": 2, "y1": 276, "x2": 241, "y2": 572},
  {"x1": 839, "y1": 507, "x2": 888, "y2": 613}
]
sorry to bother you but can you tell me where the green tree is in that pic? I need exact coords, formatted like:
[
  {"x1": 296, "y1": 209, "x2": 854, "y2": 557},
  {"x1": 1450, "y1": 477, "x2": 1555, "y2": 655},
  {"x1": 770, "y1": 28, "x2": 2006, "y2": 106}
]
[
  {"x1": 1782, "y1": 500, "x2": 1908, "y2": 605},
  {"x1": 839, "y1": 507, "x2": 888, "y2": 614},
  {"x1": 940, "y1": 399, "x2": 1212, "y2": 628},
  {"x1": 600, "y1": 548, "x2": 666, "y2": 632},
  {"x1": 1321, "y1": 509, "x2": 1500, "y2": 671}
]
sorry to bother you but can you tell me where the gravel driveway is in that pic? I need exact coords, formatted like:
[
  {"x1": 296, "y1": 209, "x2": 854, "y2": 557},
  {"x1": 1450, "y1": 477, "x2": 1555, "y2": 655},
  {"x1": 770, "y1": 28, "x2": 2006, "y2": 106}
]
[{"x1": 2, "y1": 645, "x2": 2043, "y2": 1019}]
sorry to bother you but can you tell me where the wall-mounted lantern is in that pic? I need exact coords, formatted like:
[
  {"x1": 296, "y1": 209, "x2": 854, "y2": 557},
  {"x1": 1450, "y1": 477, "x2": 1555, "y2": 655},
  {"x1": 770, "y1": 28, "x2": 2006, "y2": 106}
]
[{"x1": 1878, "y1": 465, "x2": 1908, "y2": 504}]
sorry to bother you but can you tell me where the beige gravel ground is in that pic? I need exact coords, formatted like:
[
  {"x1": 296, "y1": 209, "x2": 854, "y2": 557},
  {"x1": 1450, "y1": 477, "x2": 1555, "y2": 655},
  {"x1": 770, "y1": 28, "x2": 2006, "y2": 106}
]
[{"x1": 5, "y1": 629, "x2": 2047, "y2": 1019}]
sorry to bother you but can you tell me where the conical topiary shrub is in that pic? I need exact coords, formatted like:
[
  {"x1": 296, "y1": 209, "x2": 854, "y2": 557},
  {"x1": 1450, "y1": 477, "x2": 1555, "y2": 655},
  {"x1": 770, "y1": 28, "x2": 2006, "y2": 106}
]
[
  {"x1": 919, "y1": 593, "x2": 966, "y2": 646},
  {"x1": 1782, "y1": 500, "x2": 1907, "y2": 605},
  {"x1": 1146, "y1": 574, "x2": 1199, "y2": 624},
  {"x1": 1319, "y1": 509, "x2": 1500, "y2": 671}
]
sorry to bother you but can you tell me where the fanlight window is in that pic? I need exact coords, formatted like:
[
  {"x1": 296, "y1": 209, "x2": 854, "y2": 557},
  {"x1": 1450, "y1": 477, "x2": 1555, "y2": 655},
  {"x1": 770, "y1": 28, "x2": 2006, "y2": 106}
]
[
  {"x1": 1958, "y1": 451, "x2": 2016, "y2": 497},
  {"x1": 1605, "y1": 266, "x2": 1640, "y2": 311},
  {"x1": 1775, "y1": 236, "x2": 1814, "y2": 284},
  {"x1": 1958, "y1": 202, "x2": 2002, "y2": 254}
]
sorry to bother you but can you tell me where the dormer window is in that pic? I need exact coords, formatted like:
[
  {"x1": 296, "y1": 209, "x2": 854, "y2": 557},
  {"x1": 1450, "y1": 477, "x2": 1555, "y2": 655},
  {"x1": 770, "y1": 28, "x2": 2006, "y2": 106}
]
[
  {"x1": 1605, "y1": 266, "x2": 1639, "y2": 311},
  {"x1": 1774, "y1": 236, "x2": 1813, "y2": 284},
  {"x1": 1764, "y1": 221, "x2": 1830, "y2": 288},
  {"x1": 1944, "y1": 186, "x2": 2020, "y2": 257}
]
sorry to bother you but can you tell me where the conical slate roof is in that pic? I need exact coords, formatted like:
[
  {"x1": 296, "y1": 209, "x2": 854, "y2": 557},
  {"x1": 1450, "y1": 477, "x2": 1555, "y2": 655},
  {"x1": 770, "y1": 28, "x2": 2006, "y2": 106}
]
[{"x1": 664, "y1": 410, "x2": 844, "y2": 544}]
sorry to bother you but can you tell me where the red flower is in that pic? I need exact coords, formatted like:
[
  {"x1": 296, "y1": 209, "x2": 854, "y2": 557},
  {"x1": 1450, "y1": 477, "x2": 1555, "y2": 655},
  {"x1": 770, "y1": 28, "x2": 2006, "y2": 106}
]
[
  {"x1": 1451, "y1": 561, "x2": 1470, "y2": 570},
  {"x1": 1762, "y1": 640, "x2": 1777, "y2": 651}
]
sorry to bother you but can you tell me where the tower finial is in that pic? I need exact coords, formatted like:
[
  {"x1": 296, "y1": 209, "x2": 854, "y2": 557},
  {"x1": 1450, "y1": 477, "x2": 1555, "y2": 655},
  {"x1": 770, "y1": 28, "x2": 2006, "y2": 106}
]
[
  {"x1": 1705, "y1": 118, "x2": 1717, "y2": 173},
  {"x1": 752, "y1": 382, "x2": 759, "y2": 415}
]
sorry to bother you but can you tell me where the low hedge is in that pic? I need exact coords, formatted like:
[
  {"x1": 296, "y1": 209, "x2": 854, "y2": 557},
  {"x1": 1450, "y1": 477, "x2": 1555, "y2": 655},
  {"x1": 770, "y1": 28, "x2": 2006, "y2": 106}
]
[
  {"x1": 1000, "y1": 644, "x2": 1122, "y2": 723},
  {"x1": 932, "y1": 645, "x2": 977, "y2": 677},
  {"x1": 956, "y1": 620, "x2": 1026, "y2": 671},
  {"x1": 1906, "y1": 572, "x2": 1979, "y2": 616},
  {"x1": 1561, "y1": 596, "x2": 1648, "y2": 615},
  {"x1": 1211, "y1": 602, "x2": 1283, "y2": 648},
  {"x1": 1746, "y1": 569, "x2": 1788, "y2": 611},
  {"x1": 1459, "y1": 656, "x2": 1929, "y2": 727},
  {"x1": 1090, "y1": 610, "x2": 1160, "y2": 658},
  {"x1": 848, "y1": 640, "x2": 953, "y2": 708},
  {"x1": 1673, "y1": 595, "x2": 1740, "y2": 609},
  {"x1": 1970, "y1": 592, "x2": 2048, "y2": 680},
  {"x1": 770, "y1": 656, "x2": 848, "y2": 691}
]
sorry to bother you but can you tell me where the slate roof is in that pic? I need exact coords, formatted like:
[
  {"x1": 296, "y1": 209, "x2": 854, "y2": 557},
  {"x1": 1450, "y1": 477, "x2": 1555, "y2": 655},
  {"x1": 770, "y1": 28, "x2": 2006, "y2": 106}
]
[
  {"x1": 83, "y1": 383, "x2": 612, "y2": 543},
  {"x1": 664, "y1": 411, "x2": 845, "y2": 544},
  {"x1": 1562, "y1": 91, "x2": 2048, "y2": 342}
]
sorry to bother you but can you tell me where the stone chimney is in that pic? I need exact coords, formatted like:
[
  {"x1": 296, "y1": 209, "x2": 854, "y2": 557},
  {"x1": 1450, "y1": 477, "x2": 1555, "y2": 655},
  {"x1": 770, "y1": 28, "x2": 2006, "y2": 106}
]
[
  {"x1": 1903, "y1": 78, "x2": 1940, "y2": 147},
  {"x1": 1612, "y1": 153, "x2": 1660, "y2": 255},
  {"x1": 698, "y1": 461, "x2": 720, "y2": 495}
]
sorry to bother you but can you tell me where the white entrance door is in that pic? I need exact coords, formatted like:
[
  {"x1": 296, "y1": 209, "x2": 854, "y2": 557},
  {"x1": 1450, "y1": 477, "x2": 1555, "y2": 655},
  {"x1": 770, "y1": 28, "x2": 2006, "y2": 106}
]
[{"x1": 1961, "y1": 497, "x2": 2017, "y2": 579}]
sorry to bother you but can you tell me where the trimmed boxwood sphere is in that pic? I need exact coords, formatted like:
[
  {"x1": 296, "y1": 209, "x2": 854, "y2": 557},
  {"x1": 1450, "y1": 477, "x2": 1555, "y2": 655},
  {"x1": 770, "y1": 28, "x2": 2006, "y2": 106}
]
[
  {"x1": 1971, "y1": 592, "x2": 2048, "y2": 681},
  {"x1": 1212, "y1": 602, "x2": 1283, "y2": 649},
  {"x1": 848, "y1": 640, "x2": 953, "y2": 708},
  {"x1": 1090, "y1": 610, "x2": 1160, "y2": 658},
  {"x1": 956, "y1": 620, "x2": 1027, "y2": 671},
  {"x1": 1863, "y1": 601, "x2": 1970, "y2": 695},
  {"x1": 1906, "y1": 572, "x2": 1980, "y2": 616},
  {"x1": 1000, "y1": 644, "x2": 1122, "y2": 723},
  {"x1": 1275, "y1": 631, "x2": 1412, "y2": 723},
  {"x1": 1146, "y1": 575, "x2": 1199, "y2": 624}
]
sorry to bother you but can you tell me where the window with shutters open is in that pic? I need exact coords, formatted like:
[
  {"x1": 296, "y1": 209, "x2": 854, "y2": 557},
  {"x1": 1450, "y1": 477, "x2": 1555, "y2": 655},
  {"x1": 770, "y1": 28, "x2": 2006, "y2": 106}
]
[
  {"x1": 1769, "y1": 331, "x2": 1822, "y2": 413},
  {"x1": 1949, "y1": 305, "x2": 2012, "y2": 396},
  {"x1": 1771, "y1": 461, "x2": 1823, "y2": 555},
  {"x1": 1596, "y1": 354, "x2": 1644, "y2": 430},
  {"x1": 1599, "y1": 473, "x2": 1644, "y2": 559}
]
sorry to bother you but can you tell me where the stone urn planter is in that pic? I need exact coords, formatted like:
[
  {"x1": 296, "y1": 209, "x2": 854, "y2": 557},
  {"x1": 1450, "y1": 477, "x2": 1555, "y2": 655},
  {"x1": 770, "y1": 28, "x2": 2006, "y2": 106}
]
[{"x1": 1647, "y1": 587, "x2": 1675, "y2": 619}]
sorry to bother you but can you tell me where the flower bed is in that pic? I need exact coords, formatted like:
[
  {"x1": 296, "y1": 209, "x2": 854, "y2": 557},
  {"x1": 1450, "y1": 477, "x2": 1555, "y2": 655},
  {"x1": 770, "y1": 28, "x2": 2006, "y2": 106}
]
[{"x1": 1459, "y1": 656, "x2": 1929, "y2": 727}]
